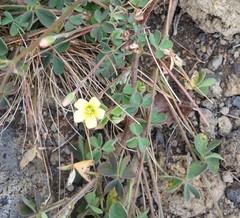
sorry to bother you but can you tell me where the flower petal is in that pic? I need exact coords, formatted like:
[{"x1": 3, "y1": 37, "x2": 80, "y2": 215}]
[
  {"x1": 85, "y1": 116, "x2": 97, "y2": 129},
  {"x1": 95, "y1": 108, "x2": 105, "y2": 119},
  {"x1": 74, "y1": 98, "x2": 88, "y2": 110},
  {"x1": 89, "y1": 97, "x2": 101, "y2": 108},
  {"x1": 74, "y1": 110, "x2": 85, "y2": 123}
]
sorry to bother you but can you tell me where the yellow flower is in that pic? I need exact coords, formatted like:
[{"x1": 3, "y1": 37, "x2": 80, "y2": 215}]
[{"x1": 74, "y1": 97, "x2": 105, "y2": 129}]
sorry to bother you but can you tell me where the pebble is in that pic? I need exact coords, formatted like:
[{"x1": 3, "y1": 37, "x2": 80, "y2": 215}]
[
  {"x1": 218, "y1": 116, "x2": 232, "y2": 136},
  {"x1": 209, "y1": 55, "x2": 223, "y2": 71},
  {"x1": 225, "y1": 74, "x2": 240, "y2": 96},
  {"x1": 226, "y1": 184, "x2": 240, "y2": 203},
  {"x1": 233, "y1": 51, "x2": 239, "y2": 59},
  {"x1": 233, "y1": 63, "x2": 240, "y2": 75},
  {"x1": 222, "y1": 171, "x2": 233, "y2": 183},
  {"x1": 220, "y1": 107, "x2": 229, "y2": 115},
  {"x1": 232, "y1": 96, "x2": 240, "y2": 109}
]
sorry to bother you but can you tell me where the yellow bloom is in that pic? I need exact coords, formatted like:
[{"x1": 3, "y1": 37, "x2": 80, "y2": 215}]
[{"x1": 74, "y1": 97, "x2": 105, "y2": 129}]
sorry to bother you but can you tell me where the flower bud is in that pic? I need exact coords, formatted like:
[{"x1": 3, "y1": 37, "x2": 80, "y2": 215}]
[
  {"x1": 39, "y1": 36, "x2": 56, "y2": 48},
  {"x1": 62, "y1": 92, "x2": 75, "y2": 107}
]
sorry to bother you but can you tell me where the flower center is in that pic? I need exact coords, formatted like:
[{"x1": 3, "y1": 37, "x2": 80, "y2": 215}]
[{"x1": 84, "y1": 105, "x2": 95, "y2": 117}]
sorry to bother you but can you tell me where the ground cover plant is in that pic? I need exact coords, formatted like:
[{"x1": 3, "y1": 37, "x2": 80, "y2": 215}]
[{"x1": 0, "y1": 0, "x2": 224, "y2": 217}]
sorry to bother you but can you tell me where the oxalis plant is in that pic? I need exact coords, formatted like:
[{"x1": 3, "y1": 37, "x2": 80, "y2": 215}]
[
  {"x1": 161, "y1": 133, "x2": 223, "y2": 201},
  {"x1": 0, "y1": 0, "x2": 224, "y2": 217}
]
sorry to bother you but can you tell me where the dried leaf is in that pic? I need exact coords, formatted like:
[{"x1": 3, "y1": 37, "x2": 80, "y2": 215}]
[
  {"x1": 73, "y1": 160, "x2": 94, "y2": 182},
  {"x1": 20, "y1": 146, "x2": 37, "y2": 169},
  {"x1": 154, "y1": 93, "x2": 192, "y2": 126}
]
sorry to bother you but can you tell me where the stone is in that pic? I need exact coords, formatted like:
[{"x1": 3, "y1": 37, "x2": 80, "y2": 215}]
[
  {"x1": 233, "y1": 63, "x2": 240, "y2": 75},
  {"x1": 179, "y1": 0, "x2": 240, "y2": 39},
  {"x1": 208, "y1": 55, "x2": 223, "y2": 71},
  {"x1": 222, "y1": 171, "x2": 234, "y2": 183},
  {"x1": 220, "y1": 107, "x2": 229, "y2": 115},
  {"x1": 200, "y1": 108, "x2": 218, "y2": 138},
  {"x1": 226, "y1": 184, "x2": 240, "y2": 203},
  {"x1": 218, "y1": 116, "x2": 233, "y2": 136},
  {"x1": 232, "y1": 96, "x2": 240, "y2": 109},
  {"x1": 219, "y1": 130, "x2": 240, "y2": 175},
  {"x1": 224, "y1": 74, "x2": 240, "y2": 97}
]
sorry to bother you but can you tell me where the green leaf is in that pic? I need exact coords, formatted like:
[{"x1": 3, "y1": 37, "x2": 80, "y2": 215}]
[
  {"x1": 102, "y1": 140, "x2": 115, "y2": 152},
  {"x1": 55, "y1": 38, "x2": 70, "y2": 53},
  {"x1": 0, "y1": 38, "x2": 8, "y2": 56},
  {"x1": 10, "y1": 22, "x2": 20, "y2": 36},
  {"x1": 123, "y1": 105, "x2": 138, "y2": 116},
  {"x1": 194, "y1": 133, "x2": 208, "y2": 156},
  {"x1": 111, "y1": 106, "x2": 123, "y2": 116},
  {"x1": 127, "y1": 137, "x2": 138, "y2": 148},
  {"x1": 155, "y1": 49, "x2": 164, "y2": 59},
  {"x1": 90, "y1": 135, "x2": 102, "y2": 148},
  {"x1": 161, "y1": 176, "x2": 183, "y2": 192},
  {"x1": 159, "y1": 37, "x2": 173, "y2": 49},
  {"x1": 121, "y1": 166, "x2": 136, "y2": 179},
  {"x1": 187, "y1": 183, "x2": 200, "y2": 199},
  {"x1": 98, "y1": 163, "x2": 117, "y2": 177},
  {"x1": 130, "y1": 92, "x2": 143, "y2": 105},
  {"x1": 135, "y1": 209, "x2": 149, "y2": 218},
  {"x1": 19, "y1": 206, "x2": 35, "y2": 216},
  {"x1": 94, "y1": 10, "x2": 108, "y2": 23},
  {"x1": 85, "y1": 192, "x2": 98, "y2": 205},
  {"x1": 130, "y1": 123, "x2": 143, "y2": 136},
  {"x1": 138, "y1": 137, "x2": 150, "y2": 152},
  {"x1": 184, "y1": 183, "x2": 191, "y2": 201},
  {"x1": 52, "y1": 56, "x2": 65, "y2": 75},
  {"x1": 198, "y1": 86, "x2": 209, "y2": 95},
  {"x1": 206, "y1": 158, "x2": 219, "y2": 173},
  {"x1": 149, "y1": 30, "x2": 161, "y2": 47},
  {"x1": 89, "y1": 205, "x2": 103, "y2": 214},
  {"x1": 22, "y1": 197, "x2": 36, "y2": 212},
  {"x1": 207, "y1": 140, "x2": 221, "y2": 152},
  {"x1": 104, "y1": 179, "x2": 119, "y2": 193},
  {"x1": 2, "y1": 82, "x2": 18, "y2": 95},
  {"x1": 20, "y1": 11, "x2": 34, "y2": 30},
  {"x1": 123, "y1": 84, "x2": 135, "y2": 95},
  {"x1": 198, "y1": 78, "x2": 216, "y2": 88},
  {"x1": 90, "y1": 26, "x2": 103, "y2": 42},
  {"x1": 25, "y1": 0, "x2": 37, "y2": 6},
  {"x1": 151, "y1": 109, "x2": 167, "y2": 123},
  {"x1": 70, "y1": 15, "x2": 82, "y2": 25},
  {"x1": 3, "y1": 11, "x2": 14, "y2": 24},
  {"x1": 187, "y1": 161, "x2": 207, "y2": 180},
  {"x1": 118, "y1": 155, "x2": 129, "y2": 175},
  {"x1": 197, "y1": 70, "x2": 206, "y2": 84},
  {"x1": 36, "y1": 9, "x2": 56, "y2": 27},
  {"x1": 142, "y1": 94, "x2": 152, "y2": 108},
  {"x1": 112, "y1": 116, "x2": 123, "y2": 124},
  {"x1": 65, "y1": 21, "x2": 75, "y2": 31},
  {"x1": 205, "y1": 153, "x2": 224, "y2": 160},
  {"x1": 101, "y1": 21, "x2": 115, "y2": 33},
  {"x1": 109, "y1": 202, "x2": 128, "y2": 218},
  {"x1": 36, "y1": 212, "x2": 48, "y2": 218}
]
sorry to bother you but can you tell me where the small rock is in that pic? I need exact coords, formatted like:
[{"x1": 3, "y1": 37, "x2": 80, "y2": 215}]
[
  {"x1": 209, "y1": 55, "x2": 223, "y2": 71},
  {"x1": 222, "y1": 171, "x2": 233, "y2": 183},
  {"x1": 233, "y1": 63, "x2": 240, "y2": 75},
  {"x1": 233, "y1": 51, "x2": 239, "y2": 59},
  {"x1": 200, "y1": 108, "x2": 218, "y2": 138},
  {"x1": 232, "y1": 96, "x2": 240, "y2": 109},
  {"x1": 225, "y1": 74, "x2": 240, "y2": 96},
  {"x1": 226, "y1": 184, "x2": 240, "y2": 203},
  {"x1": 219, "y1": 130, "x2": 240, "y2": 175},
  {"x1": 220, "y1": 107, "x2": 229, "y2": 115},
  {"x1": 220, "y1": 39, "x2": 228, "y2": 46},
  {"x1": 218, "y1": 116, "x2": 232, "y2": 136}
]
